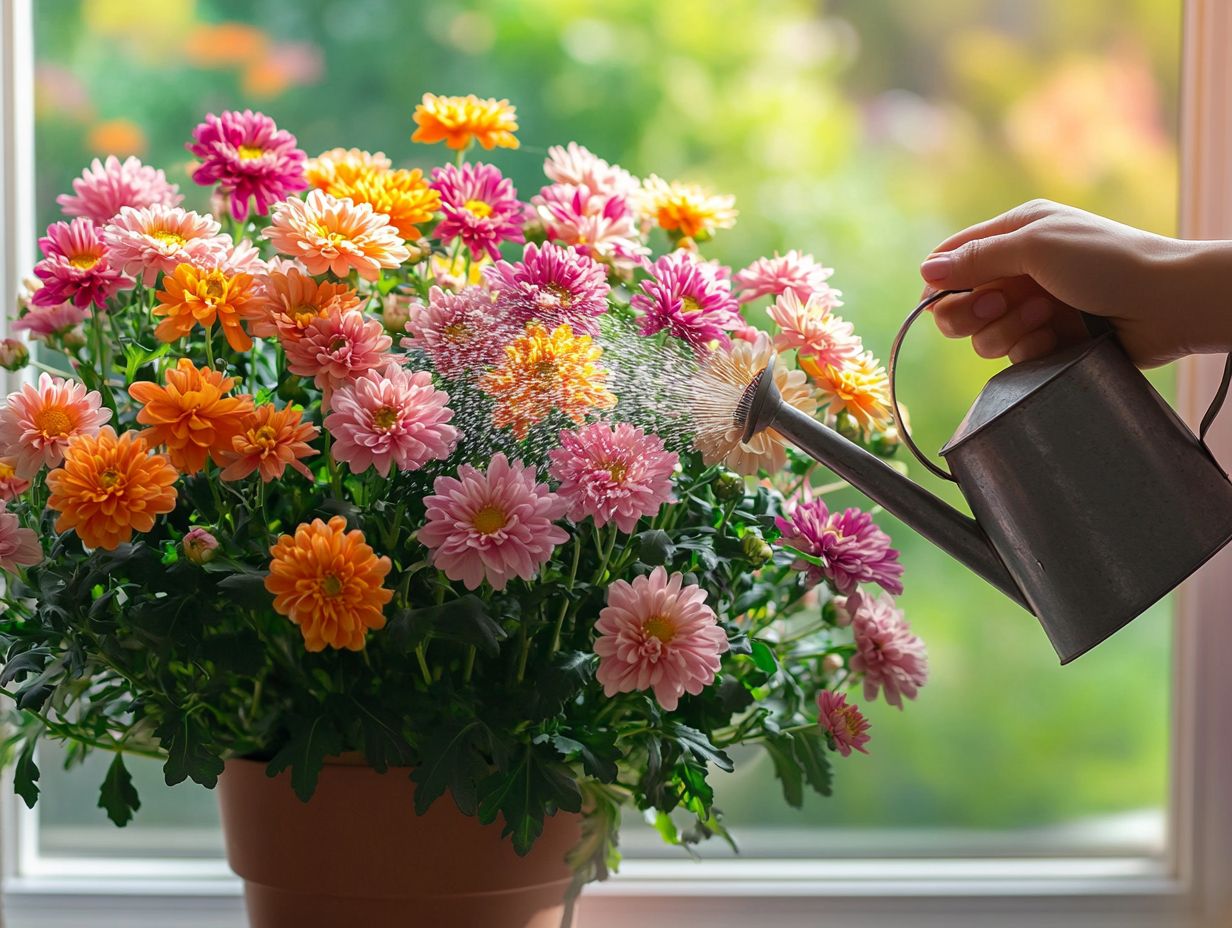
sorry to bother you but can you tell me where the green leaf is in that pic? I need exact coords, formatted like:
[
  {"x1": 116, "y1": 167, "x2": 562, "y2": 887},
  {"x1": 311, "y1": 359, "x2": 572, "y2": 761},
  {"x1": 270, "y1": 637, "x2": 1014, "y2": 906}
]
[
  {"x1": 478, "y1": 746, "x2": 583, "y2": 855},
  {"x1": 636, "y1": 529, "x2": 676, "y2": 566},
  {"x1": 410, "y1": 721, "x2": 491, "y2": 816},
  {"x1": 387, "y1": 596, "x2": 506, "y2": 656},
  {"x1": 0, "y1": 649, "x2": 49, "y2": 687},
  {"x1": 98, "y1": 754, "x2": 141, "y2": 826},
  {"x1": 13, "y1": 740, "x2": 39, "y2": 809},
  {"x1": 157, "y1": 711, "x2": 225, "y2": 789},
  {"x1": 765, "y1": 734, "x2": 803, "y2": 808},
  {"x1": 667, "y1": 722, "x2": 734, "y2": 772},
  {"x1": 266, "y1": 715, "x2": 345, "y2": 802},
  {"x1": 355, "y1": 703, "x2": 414, "y2": 773},
  {"x1": 749, "y1": 639, "x2": 779, "y2": 675},
  {"x1": 547, "y1": 730, "x2": 619, "y2": 783},
  {"x1": 215, "y1": 573, "x2": 272, "y2": 611},
  {"x1": 792, "y1": 728, "x2": 834, "y2": 799}
]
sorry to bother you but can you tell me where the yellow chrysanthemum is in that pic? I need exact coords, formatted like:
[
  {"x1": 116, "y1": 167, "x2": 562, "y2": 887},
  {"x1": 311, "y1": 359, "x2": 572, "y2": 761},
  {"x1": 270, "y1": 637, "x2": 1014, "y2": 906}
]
[
  {"x1": 480, "y1": 323, "x2": 616, "y2": 439},
  {"x1": 303, "y1": 147, "x2": 392, "y2": 191},
  {"x1": 431, "y1": 252, "x2": 488, "y2": 290},
  {"x1": 411, "y1": 93, "x2": 519, "y2": 151},
  {"x1": 801, "y1": 352, "x2": 893, "y2": 432},
  {"x1": 329, "y1": 167, "x2": 441, "y2": 239},
  {"x1": 641, "y1": 174, "x2": 737, "y2": 241}
]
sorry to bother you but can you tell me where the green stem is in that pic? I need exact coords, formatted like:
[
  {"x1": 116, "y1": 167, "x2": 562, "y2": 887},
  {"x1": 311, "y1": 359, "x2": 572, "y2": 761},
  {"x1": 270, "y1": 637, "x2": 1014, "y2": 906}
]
[
  {"x1": 89, "y1": 307, "x2": 116, "y2": 414},
  {"x1": 462, "y1": 645, "x2": 476, "y2": 683},
  {"x1": 515, "y1": 621, "x2": 530, "y2": 683},
  {"x1": 592, "y1": 525, "x2": 619, "y2": 585},
  {"x1": 415, "y1": 644, "x2": 432, "y2": 686},
  {"x1": 549, "y1": 537, "x2": 582, "y2": 656},
  {"x1": 203, "y1": 322, "x2": 217, "y2": 370},
  {"x1": 0, "y1": 688, "x2": 163, "y2": 760}
]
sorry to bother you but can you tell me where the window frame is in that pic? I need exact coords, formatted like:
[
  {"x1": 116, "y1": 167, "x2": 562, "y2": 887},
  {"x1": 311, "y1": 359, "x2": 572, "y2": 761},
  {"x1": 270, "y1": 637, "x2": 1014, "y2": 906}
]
[{"x1": 5, "y1": 0, "x2": 1232, "y2": 924}]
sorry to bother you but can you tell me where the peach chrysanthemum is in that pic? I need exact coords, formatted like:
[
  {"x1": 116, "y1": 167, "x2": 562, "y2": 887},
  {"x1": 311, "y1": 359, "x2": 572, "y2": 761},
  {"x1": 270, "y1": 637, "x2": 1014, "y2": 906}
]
[
  {"x1": 153, "y1": 263, "x2": 256, "y2": 352},
  {"x1": 242, "y1": 268, "x2": 361, "y2": 342},
  {"x1": 641, "y1": 175, "x2": 737, "y2": 241},
  {"x1": 262, "y1": 189, "x2": 410, "y2": 281},
  {"x1": 692, "y1": 333, "x2": 817, "y2": 476},
  {"x1": 329, "y1": 168, "x2": 441, "y2": 240},
  {"x1": 303, "y1": 148, "x2": 392, "y2": 191},
  {"x1": 0, "y1": 500, "x2": 41, "y2": 573},
  {"x1": 768, "y1": 290, "x2": 862, "y2": 370},
  {"x1": 282, "y1": 309, "x2": 397, "y2": 398},
  {"x1": 479, "y1": 323, "x2": 617, "y2": 440},
  {"x1": 129, "y1": 359, "x2": 254, "y2": 474},
  {"x1": 0, "y1": 458, "x2": 31, "y2": 501},
  {"x1": 802, "y1": 352, "x2": 893, "y2": 432},
  {"x1": 219, "y1": 404, "x2": 319, "y2": 483},
  {"x1": 265, "y1": 515, "x2": 392, "y2": 652},
  {"x1": 103, "y1": 205, "x2": 227, "y2": 285},
  {"x1": 411, "y1": 93, "x2": 519, "y2": 151},
  {"x1": 0, "y1": 373, "x2": 112, "y2": 478},
  {"x1": 46, "y1": 427, "x2": 178, "y2": 551}
]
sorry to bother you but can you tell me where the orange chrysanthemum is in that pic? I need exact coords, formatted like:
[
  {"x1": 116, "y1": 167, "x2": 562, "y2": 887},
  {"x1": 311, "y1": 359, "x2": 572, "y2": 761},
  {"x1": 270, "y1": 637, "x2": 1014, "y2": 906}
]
[
  {"x1": 46, "y1": 427, "x2": 178, "y2": 551},
  {"x1": 411, "y1": 93, "x2": 519, "y2": 151},
  {"x1": 303, "y1": 147, "x2": 392, "y2": 191},
  {"x1": 801, "y1": 352, "x2": 893, "y2": 432},
  {"x1": 129, "y1": 358, "x2": 254, "y2": 474},
  {"x1": 265, "y1": 515, "x2": 392, "y2": 651},
  {"x1": 329, "y1": 167, "x2": 441, "y2": 239},
  {"x1": 219, "y1": 404, "x2": 319, "y2": 483},
  {"x1": 243, "y1": 268, "x2": 361, "y2": 342},
  {"x1": 641, "y1": 175, "x2": 737, "y2": 241},
  {"x1": 154, "y1": 263, "x2": 256, "y2": 352},
  {"x1": 479, "y1": 322, "x2": 616, "y2": 439}
]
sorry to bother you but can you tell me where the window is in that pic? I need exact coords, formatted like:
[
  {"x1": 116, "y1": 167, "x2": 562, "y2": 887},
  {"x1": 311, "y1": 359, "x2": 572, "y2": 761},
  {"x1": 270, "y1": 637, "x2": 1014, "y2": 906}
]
[{"x1": 5, "y1": 1, "x2": 1232, "y2": 925}]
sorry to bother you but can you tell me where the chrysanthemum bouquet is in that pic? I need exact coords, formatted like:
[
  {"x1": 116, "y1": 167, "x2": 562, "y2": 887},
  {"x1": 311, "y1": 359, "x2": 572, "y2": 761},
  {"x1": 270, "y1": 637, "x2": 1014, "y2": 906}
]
[{"x1": 0, "y1": 93, "x2": 924, "y2": 899}]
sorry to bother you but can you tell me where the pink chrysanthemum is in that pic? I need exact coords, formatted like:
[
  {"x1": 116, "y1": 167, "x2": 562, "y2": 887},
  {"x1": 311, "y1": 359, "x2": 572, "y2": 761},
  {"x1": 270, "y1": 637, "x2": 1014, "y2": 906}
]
[
  {"x1": 631, "y1": 250, "x2": 743, "y2": 349},
  {"x1": 419, "y1": 454, "x2": 568, "y2": 591},
  {"x1": 103, "y1": 205, "x2": 228, "y2": 285},
  {"x1": 324, "y1": 363, "x2": 458, "y2": 477},
  {"x1": 283, "y1": 309, "x2": 397, "y2": 398},
  {"x1": 0, "y1": 373, "x2": 112, "y2": 478},
  {"x1": 775, "y1": 499, "x2": 903, "y2": 596},
  {"x1": 543, "y1": 143, "x2": 640, "y2": 200},
  {"x1": 734, "y1": 250, "x2": 837, "y2": 304},
  {"x1": 401, "y1": 286, "x2": 511, "y2": 380},
  {"x1": 769, "y1": 290, "x2": 863, "y2": 369},
  {"x1": 817, "y1": 690, "x2": 871, "y2": 757},
  {"x1": 263, "y1": 189, "x2": 410, "y2": 281},
  {"x1": 0, "y1": 458, "x2": 31, "y2": 501},
  {"x1": 0, "y1": 500, "x2": 41, "y2": 575},
  {"x1": 531, "y1": 185, "x2": 649, "y2": 271},
  {"x1": 430, "y1": 162, "x2": 524, "y2": 261},
  {"x1": 57, "y1": 155, "x2": 182, "y2": 224},
  {"x1": 13, "y1": 301, "x2": 90, "y2": 340},
  {"x1": 484, "y1": 241, "x2": 610, "y2": 335},
  {"x1": 548, "y1": 422, "x2": 677, "y2": 533},
  {"x1": 593, "y1": 566, "x2": 729, "y2": 711},
  {"x1": 31, "y1": 218, "x2": 127, "y2": 309},
  {"x1": 847, "y1": 589, "x2": 928, "y2": 709},
  {"x1": 186, "y1": 109, "x2": 308, "y2": 221}
]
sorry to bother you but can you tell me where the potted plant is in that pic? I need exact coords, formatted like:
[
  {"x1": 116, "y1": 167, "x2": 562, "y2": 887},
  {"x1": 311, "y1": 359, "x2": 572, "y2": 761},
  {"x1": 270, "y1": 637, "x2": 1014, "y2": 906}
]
[{"x1": 0, "y1": 93, "x2": 926, "y2": 927}]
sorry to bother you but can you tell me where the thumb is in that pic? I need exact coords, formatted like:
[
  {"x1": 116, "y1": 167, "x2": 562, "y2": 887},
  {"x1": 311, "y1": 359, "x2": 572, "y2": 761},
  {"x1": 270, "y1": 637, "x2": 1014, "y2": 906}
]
[{"x1": 920, "y1": 232, "x2": 1032, "y2": 290}]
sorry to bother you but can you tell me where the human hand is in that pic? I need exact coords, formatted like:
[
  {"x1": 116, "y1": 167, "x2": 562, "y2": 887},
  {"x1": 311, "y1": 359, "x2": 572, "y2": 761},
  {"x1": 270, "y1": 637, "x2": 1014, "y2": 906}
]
[{"x1": 919, "y1": 199, "x2": 1232, "y2": 368}]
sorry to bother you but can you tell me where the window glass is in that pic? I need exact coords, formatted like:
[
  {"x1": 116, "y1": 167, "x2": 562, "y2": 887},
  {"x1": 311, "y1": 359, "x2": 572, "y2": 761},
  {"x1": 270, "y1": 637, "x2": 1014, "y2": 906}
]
[{"x1": 30, "y1": 0, "x2": 1178, "y2": 861}]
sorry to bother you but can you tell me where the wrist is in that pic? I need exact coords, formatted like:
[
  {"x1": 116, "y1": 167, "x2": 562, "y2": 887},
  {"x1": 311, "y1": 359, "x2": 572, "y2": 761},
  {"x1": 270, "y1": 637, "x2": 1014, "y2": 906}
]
[{"x1": 1164, "y1": 238, "x2": 1232, "y2": 355}]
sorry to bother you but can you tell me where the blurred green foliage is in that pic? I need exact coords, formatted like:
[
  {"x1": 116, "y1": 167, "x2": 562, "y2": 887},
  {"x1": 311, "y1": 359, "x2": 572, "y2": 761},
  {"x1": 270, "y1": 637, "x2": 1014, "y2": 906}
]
[{"x1": 31, "y1": 0, "x2": 1177, "y2": 844}]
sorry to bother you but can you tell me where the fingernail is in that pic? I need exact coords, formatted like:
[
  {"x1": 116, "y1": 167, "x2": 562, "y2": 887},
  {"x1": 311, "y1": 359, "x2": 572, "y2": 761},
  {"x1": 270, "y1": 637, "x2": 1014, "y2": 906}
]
[
  {"x1": 972, "y1": 291, "x2": 1006, "y2": 320},
  {"x1": 1020, "y1": 298, "x2": 1053, "y2": 327},
  {"x1": 920, "y1": 255, "x2": 952, "y2": 282}
]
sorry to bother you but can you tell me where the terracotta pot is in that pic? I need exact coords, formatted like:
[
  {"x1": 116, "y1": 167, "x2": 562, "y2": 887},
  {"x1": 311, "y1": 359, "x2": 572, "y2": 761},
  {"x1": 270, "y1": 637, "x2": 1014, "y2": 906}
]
[{"x1": 217, "y1": 756, "x2": 582, "y2": 928}]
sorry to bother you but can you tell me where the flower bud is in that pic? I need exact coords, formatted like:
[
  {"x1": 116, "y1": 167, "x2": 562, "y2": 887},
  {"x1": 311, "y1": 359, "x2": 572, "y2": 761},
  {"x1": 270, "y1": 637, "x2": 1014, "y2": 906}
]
[
  {"x1": 0, "y1": 338, "x2": 29, "y2": 372},
  {"x1": 183, "y1": 527, "x2": 219, "y2": 565},
  {"x1": 277, "y1": 376, "x2": 308, "y2": 404},
  {"x1": 522, "y1": 218, "x2": 548, "y2": 245},
  {"x1": 834, "y1": 409, "x2": 862, "y2": 442},
  {"x1": 404, "y1": 238, "x2": 433, "y2": 264},
  {"x1": 58, "y1": 326, "x2": 88, "y2": 351},
  {"x1": 381, "y1": 293, "x2": 419, "y2": 334},
  {"x1": 869, "y1": 426, "x2": 900, "y2": 458},
  {"x1": 741, "y1": 533, "x2": 773, "y2": 567},
  {"x1": 825, "y1": 595, "x2": 852, "y2": 627},
  {"x1": 713, "y1": 471, "x2": 744, "y2": 502},
  {"x1": 822, "y1": 653, "x2": 845, "y2": 674}
]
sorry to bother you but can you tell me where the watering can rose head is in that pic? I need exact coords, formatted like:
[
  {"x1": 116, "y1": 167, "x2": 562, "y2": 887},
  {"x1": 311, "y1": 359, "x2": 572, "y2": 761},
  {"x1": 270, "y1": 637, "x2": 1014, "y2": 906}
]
[{"x1": 0, "y1": 95, "x2": 918, "y2": 895}]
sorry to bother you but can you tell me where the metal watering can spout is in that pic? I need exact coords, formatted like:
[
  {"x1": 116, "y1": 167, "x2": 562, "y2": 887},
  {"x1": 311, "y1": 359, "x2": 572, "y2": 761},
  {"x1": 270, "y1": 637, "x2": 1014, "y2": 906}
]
[{"x1": 734, "y1": 347, "x2": 1030, "y2": 611}]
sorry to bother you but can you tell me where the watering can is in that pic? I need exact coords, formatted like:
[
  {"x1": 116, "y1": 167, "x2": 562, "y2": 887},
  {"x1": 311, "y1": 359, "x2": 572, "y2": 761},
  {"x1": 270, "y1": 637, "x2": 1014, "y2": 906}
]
[{"x1": 735, "y1": 289, "x2": 1232, "y2": 663}]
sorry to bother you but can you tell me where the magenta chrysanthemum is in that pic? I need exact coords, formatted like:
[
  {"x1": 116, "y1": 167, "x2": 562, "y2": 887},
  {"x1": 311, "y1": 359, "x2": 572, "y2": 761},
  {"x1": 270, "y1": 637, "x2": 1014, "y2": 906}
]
[
  {"x1": 0, "y1": 501, "x2": 41, "y2": 575},
  {"x1": 768, "y1": 290, "x2": 862, "y2": 369},
  {"x1": 31, "y1": 218, "x2": 127, "y2": 309},
  {"x1": 186, "y1": 109, "x2": 308, "y2": 221},
  {"x1": 775, "y1": 499, "x2": 903, "y2": 595},
  {"x1": 13, "y1": 302, "x2": 90, "y2": 340},
  {"x1": 734, "y1": 250, "x2": 837, "y2": 304},
  {"x1": 484, "y1": 241, "x2": 610, "y2": 335},
  {"x1": 817, "y1": 690, "x2": 871, "y2": 757},
  {"x1": 57, "y1": 155, "x2": 182, "y2": 224},
  {"x1": 324, "y1": 363, "x2": 459, "y2": 477},
  {"x1": 631, "y1": 250, "x2": 742, "y2": 349},
  {"x1": 0, "y1": 373, "x2": 112, "y2": 478},
  {"x1": 419, "y1": 454, "x2": 568, "y2": 591},
  {"x1": 847, "y1": 589, "x2": 928, "y2": 709},
  {"x1": 531, "y1": 185, "x2": 649, "y2": 271},
  {"x1": 401, "y1": 286, "x2": 512, "y2": 380},
  {"x1": 282, "y1": 310, "x2": 397, "y2": 398},
  {"x1": 103, "y1": 205, "x2": 228, "y2": 285},
  {"x1": 594, "y1": 566, "x2": 729, "y2": 711},
  {"x1": 430, "y1": 162, "x2": 524, "y2": 261},
  {"x1": 548, "y1": 422, "x2": 677, "y2": 533}
]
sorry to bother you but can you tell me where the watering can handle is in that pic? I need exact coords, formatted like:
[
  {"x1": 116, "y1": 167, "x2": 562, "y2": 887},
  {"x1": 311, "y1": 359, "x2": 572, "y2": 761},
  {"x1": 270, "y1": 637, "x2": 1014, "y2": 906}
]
[{"x1": 889, "y1": 290, "x2": 1232, "y2": 480}]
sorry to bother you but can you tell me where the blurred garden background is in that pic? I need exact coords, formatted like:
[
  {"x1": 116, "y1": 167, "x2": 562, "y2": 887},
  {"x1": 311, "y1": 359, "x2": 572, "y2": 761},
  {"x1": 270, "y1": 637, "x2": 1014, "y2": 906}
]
[{"x1": 28, "y1": 0, "x2": 1179, "y2": 857}]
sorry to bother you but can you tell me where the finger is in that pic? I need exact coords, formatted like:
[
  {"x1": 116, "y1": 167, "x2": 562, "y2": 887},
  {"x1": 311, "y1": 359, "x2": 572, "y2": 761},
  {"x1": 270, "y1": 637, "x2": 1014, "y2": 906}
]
[
  {"x1": 930, "y1": 277, "x2": 1058, "y2": 339},
  {"x1": 925, "y1": 199, "x2": 1055, "y2": 257},
  {"x1": 1008, "y1": 327, "x2": 1059, "y2": 364},
  {"x1": 920, "y1": 229, "x2": 1034, "y2": 290},
  {"x1": 970, "y1": 297, "x2": 1055, "y2": 359}
]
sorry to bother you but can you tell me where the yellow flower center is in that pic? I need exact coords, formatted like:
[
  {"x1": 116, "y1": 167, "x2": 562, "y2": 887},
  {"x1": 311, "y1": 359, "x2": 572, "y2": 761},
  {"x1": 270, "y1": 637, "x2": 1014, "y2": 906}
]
[
  {"x1": 0, "y1": 462, "x2": 13, "y2": 479},
  {"x1": 371, "y1": 406, "x2": 398, "y2": 431},
  {"x1": 602, "y1": 460, "x2": 628, "y2": 483},
  {"x1": 681, "y1": 296, "x2": 701, "y2": 315},
  {"x1": 313, "y1": 223, "x2": 347, "y2": 246},
  {"x1": 643, "y1": 615, "x2": 676, "y2": 644},
  {"x1": 442, "y1": 322, "x2": 470, "y2": 340},
  {"x1": 463, "y1": 198, "x2": 493, "y2": 219},
  {"x1": 152, "y1": 229, "x2": 186, "y2": 247},
  {"x1": 321, "y1": 574, "x2": 344, "y2": 597},
  {"x1": 329, "y1": 337, "x2": 348, "y2": 352},
  {"x1": 838, "y1": 706, "x2": 862, "y2": 738},
  {"x1": 253, "y1": 425, "x2": 278, "y2": 448},
  {"x1": 98, "y1": 468, "x2": 122, "y2": 491},
  {"x1": 472, "y1": 506, "x2": 507, "y2": 535},
  {"x1": 201, "y1": 272, "x2": 228, "y2": 303},
  {"x1": 34, "y1": 406, "x2": 72, "y2": 437},
  {"x1": 69, "y1": 253, "x2": 100, "y2": 270},
  {"x1": 292, "y1": 306, "x2": 320, "y2": 327},
  {"x1": 238, "y1": 144, "x2": 264, "y2": 160}
]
